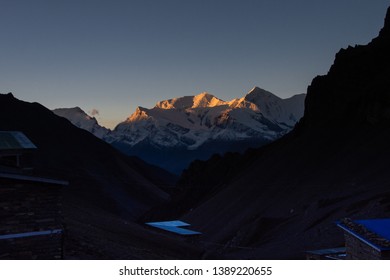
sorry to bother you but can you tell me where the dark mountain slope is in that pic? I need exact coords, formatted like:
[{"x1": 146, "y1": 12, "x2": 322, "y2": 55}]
[
  {"x1": 0, "y1": 93, "x2": 169, "y2": 218},
  {"x1": 0, "y1": 94, "x2": 202, "y2": 259},
  {"x1": 176, "y1": 7, "x2": 390, "y2": 259}
]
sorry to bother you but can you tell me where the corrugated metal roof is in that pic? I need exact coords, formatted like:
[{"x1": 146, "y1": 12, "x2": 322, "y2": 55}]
[
  {"x1": 0, "y1": 131, "x2": 37, "y2": 150},
  {"x1": 146, "y1": 220, "x2": 202, "y2": 236}
]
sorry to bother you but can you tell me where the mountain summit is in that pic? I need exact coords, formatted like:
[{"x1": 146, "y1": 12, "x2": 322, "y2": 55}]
[
  {"x1": 105, "y1": 88, "x2": 305, "y2": 173},
  {"x1": 155, "y1": 92, "x2": 225, "y2": 110}
]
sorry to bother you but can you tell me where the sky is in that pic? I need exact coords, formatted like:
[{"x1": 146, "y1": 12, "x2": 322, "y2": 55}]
[{"x1": 0, "y1": 0, "x2": 389, "y2": 128}]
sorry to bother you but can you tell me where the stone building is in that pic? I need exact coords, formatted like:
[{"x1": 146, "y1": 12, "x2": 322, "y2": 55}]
[
  {"x1": 0, "y1": 131, "x2": 68, "y2": 259},
  {"x1": 337, "y1": 218, "x2": 390, "y2": 260}
]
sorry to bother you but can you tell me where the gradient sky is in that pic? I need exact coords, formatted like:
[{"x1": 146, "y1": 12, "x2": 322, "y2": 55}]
[{"x1": 0, "y1": 0, "x2": 389, "y2": 128}]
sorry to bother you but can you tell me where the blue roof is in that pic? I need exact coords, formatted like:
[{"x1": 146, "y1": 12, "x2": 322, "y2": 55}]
[
  {"x1": 146, "y1": 220, "x2": 201, "y2": 236},
  {"x1": 337, "y1": 218, "x2": 390, "y2": 251},
  {"x1": 356, "y1": 219, "x2": 390, "y2": 240},
  {"x1": 147, "y1": 220, "x2": 190, "y2": 227}
]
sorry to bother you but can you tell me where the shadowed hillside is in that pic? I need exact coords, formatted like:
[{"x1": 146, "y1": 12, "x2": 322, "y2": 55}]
[
  {"x1": 172, "y1": 7, "x2": 390, "y2": 259},
  {"x1": 0, "y1": 93, "x2": 200, "y2": 259}
]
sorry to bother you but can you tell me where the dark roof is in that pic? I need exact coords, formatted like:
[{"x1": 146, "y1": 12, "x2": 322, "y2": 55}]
[
  {"x1": 337, "y1": 218, "x2": 390, "y2": 251},
  {"x1": 146, "y1": 220, "x2": 201, "y2": 236},
  {"x1": 0, "y1": 131, "x2": 37, "y2": 150}
]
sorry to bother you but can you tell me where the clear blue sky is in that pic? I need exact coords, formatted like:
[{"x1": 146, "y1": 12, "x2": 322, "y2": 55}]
[{"x1": 0, "y1": 0, "x2": 389, "y2": 128}]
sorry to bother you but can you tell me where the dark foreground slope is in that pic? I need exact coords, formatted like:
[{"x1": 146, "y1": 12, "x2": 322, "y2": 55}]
[
  {"x1": 0, "y1": 93, "x2": 169, "y2": 218},
  {"x1": 0, "y1": 94, "x2": 200, "y2": 259},
  {"x1": 176, "y1": 7, "x2": 390, "y2": 259}
]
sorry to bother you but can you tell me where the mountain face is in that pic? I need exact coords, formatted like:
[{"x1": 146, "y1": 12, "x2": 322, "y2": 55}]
[
  {"x1": 53, "y1": 107, "x2": 110, "y2": 138},
  {"x1": 111, "y1": 88, "x2": 304, "y2": 149},
  {"x1": 106, "y1": 88, "x2": 305, "y2": 173},
  {"x1": 153, "y1": 7, "x2": 390, "y2": 259}
]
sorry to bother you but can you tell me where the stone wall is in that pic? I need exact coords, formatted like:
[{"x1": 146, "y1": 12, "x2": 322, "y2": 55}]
[
  {"x1": 344, "y1": 233, "x2": 390, "y2": 260},
  {"x1": 0, "y1": 178, "x2": 64, "y2": 259}
]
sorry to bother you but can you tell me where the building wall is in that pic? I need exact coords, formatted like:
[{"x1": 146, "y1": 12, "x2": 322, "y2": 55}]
[
  {"x1": 0, "y1": 179, "x2": 64, "y2": 259},
  {"x1": 344, "y1": 233, "x2": 390, "y2": 260}
]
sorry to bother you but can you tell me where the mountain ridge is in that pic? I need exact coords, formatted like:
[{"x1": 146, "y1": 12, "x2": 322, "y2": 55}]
[{"x1": 110, "y1": 87, "x2": 305, "y2": 173}]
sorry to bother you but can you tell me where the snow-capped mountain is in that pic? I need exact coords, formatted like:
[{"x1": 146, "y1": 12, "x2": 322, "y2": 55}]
[
  {"x1": 53, "y1": 87, "x2": 305, "y2": 173},
  {"x1": 108, "y1": 87, "x2": 305, "y2": 149},
  {"x1": 105, "y1": 87, "x2": 305, "y2": 173},
  {"x1": 52, "y1": 107, "x2": 110, "y2": 138}
]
